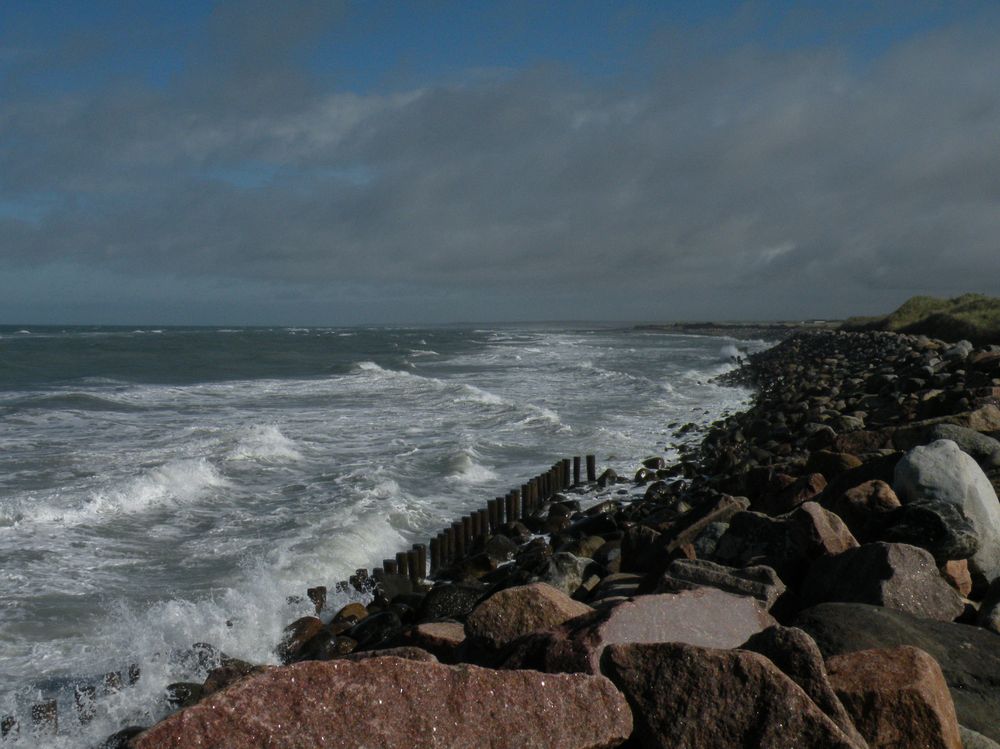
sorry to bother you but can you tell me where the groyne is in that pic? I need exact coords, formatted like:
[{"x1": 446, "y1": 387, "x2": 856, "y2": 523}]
[{"x1": 24, "y1": 328, "x2": 1000, "y2": 748}]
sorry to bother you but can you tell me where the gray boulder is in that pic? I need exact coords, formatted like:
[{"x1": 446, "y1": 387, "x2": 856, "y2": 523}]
[{"x1": 894, "y1": 440, "x2": 1000, "y2": 580}]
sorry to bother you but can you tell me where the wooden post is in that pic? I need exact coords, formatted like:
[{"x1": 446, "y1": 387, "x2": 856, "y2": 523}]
[
  {"x1": 573, "y1": 456, "x2": 582, "y2": 485},
  {"x1": 429, "y1": 537, "x2": 440, "y2": 574},
  {"x1": 561, "y1": 458, "x2": 571, "y2": 488},
  {"x1": 442, "y1": 528, "x2": 453, "y2": 565},
  {"x1": 75, "y1": 684, "x2": 97, "y2": 724},
  {"x1": 452, "y1": 521, "x2": 465, "y2": 559},
  {"x1": 488, "y1": 499, "x2": 500, "y2": 533},
  {"x1": 413, "y1": 544, "x2": 426, "y2": 578},
  {"x1": 395, "y1": 551, "x2": 409, "y2": 579},
  {"x1": 31, "y1": 700, "x2": 57, "y2": 735},
  {"x1": 504, "y1": 493, "x2": 515, "y2": 524},
  {"x1": 511, "y1": 489, "x2": 521, "y2": 521},
  {"x1": 586, "y1": 454, "x2": 596, "y2": 482},
  {"x1": 471, "y1": 511, "x2": 482, "y2": 539},
  {"x1": 521, "y1": 483, "x2": 531, "y2": 514},
  {"x1": 383, "y1": 558, "x2": 398, "y2": 575},
  {"x1": 307, "y1": 586, "x2": 326, "y2": 615},
  {"x1": 461, "y1": 516, "x2": 473, "y2": 548},
  {"x1": 407, "y1": 549, "x2": 420, "y2": 585},
  {"x1": 477, "y1": 508, "x2": 489, "y2": 538}
]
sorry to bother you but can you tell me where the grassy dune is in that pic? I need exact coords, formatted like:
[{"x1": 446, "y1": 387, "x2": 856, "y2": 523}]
[{"x1": 842, "y1": 293, "x2": 1000, "y2": 343}]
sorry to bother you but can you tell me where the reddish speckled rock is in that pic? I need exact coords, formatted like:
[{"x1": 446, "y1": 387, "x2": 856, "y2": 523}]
[
  {"x1": 466, "y1": 582, "x2": 593, "y2": 650},
  {"x1": 826, "y1": 646, "x2": 962, "y2": 749},
  {"x1": 131, "y1": 657, "x2": 632, "y2": 749},
  {"x1": 503, "y1": 588, "x2": 776, "y2": 674},
  {"x1": 602, "y1": 642, "x2": 864, "y2": 749}
]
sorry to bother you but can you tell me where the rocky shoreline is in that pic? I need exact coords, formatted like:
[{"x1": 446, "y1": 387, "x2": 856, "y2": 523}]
[{"x1": 102, "y1": 329, "x2": 1000, "y2": 748}]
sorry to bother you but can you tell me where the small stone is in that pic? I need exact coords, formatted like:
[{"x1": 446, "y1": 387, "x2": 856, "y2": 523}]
[{"x1": 940, "y1": 559, "x2": 973, "y2": 597}]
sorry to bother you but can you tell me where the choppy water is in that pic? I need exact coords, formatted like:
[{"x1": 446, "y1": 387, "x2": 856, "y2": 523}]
[{"x1": 0, "y1": 324, "x2": 766, "y2": 746}]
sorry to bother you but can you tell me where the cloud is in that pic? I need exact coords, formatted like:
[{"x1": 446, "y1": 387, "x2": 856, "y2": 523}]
[{"x1": 1, "y1": 5, "x2": 999, "y2": 322}]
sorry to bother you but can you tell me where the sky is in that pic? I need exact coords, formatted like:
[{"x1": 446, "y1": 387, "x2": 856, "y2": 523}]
[{"x1": 1, "y1": 1, "x2": 999, "y2": 325}]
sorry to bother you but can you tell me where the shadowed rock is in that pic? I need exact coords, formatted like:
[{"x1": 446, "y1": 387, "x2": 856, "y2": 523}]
[
  {"x1": 796, "y1": 602, "x2": 1000, "y2": 741},
  {"x1": 741, "y1": 626, "x2": 867, "y2": 747},
  {"x1": 802, "y1": 542, "x2": 964, "y2": 621},
  {"x1": 602, "y1": 642, "x2": 863, "y2": 749}
]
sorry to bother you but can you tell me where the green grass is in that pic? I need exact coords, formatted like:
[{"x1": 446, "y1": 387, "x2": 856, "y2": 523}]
[{"x1": 841, "y1": 293, "x2": 1000, "y2": 343}]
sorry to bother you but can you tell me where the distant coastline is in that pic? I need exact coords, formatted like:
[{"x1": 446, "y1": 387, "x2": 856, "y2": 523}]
[{"x1": 634, "y1": 320, "x2": 840, "y2": 341}]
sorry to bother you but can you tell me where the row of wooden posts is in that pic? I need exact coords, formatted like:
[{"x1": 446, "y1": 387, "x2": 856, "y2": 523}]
[
  {"x1": 316, "y1": 455, "x2": 598, "y2": 602},
  {"x1": 1, "y1": 665, "x2": 140, "y2": 740},
  {"x1": 2, "y1": 455, "x2": 599, "y2": 739}
]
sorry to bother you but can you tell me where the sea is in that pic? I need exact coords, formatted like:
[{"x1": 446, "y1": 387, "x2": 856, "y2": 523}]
[{"x1": 0, "y1": 323, "x2": 769, "y2": 746}]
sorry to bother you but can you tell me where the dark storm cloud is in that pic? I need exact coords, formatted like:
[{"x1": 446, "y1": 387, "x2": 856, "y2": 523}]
[{"x1": 1, "y1": 4, "x2": 999, "y2": 321}]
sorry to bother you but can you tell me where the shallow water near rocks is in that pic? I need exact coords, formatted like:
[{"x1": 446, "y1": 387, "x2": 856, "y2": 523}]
[{"x1": 0, "y1": 324, "x2": 767, "y2": 746}]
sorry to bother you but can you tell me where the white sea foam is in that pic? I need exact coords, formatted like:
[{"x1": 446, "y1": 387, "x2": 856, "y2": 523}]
[
  {"x1": 444, "y1": 450, "x2": 497, "y2": 483},
  {"x1": 229, "y1": 425, "x2": 303, "y2": 463},
  {"x1": 18, "y1": 459, "x2": 231, "y2": 526}
]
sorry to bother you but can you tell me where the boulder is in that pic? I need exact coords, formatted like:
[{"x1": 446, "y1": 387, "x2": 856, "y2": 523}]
[
  {"x1": 802, "y1": 542, "x2": 965, "y2": 621},
  {"x1": 275, "y1": 616, "x2": 326, "y2": 664},
  {"x1": 417, "y1": 582, "x2": 487, "y2": 623},
  {"x1": 132, "y1": 657, "x2": 633, "y2": 749},
  {"x1": 655, "y1": 558, "x2": 786, "y2": 610},
  {"x1": 961, "y1": 726, "x2": 1000, "y2": 749},
  {"x1": 806, "y1": 451, "x2": 864, "y2": 479},
  {"x1": 503, "y1": 588, "x2": 776, "y2": 674},
  {"x1": 398, "y1": 622, "x2": 466, "y2": 663},
  {"x1": 894, "y1": 439, "x2": 1000, "y2": 580},
  {"x1": 880, "y1": 501, "x2": 980, "y2": 563},
  {"x1": 602, "y1": 642, "x2": 862, "y2": 749},
  {"x1": 828, "y1": 480, "x2": 901, "y2": 542},
  {"x1": 530, "y1": 552, "x2": 597, "y2": 598},
  {"x1": 796, "y1": 602, "x2": 1000, "y2": 741},
  {"x1": 465, "y1": 583, "x2": 593, "y2": 651},
  {"x1": 741, "y1": 626, "x2": 867, "y2": 747},
  {"x1": 924, "y1": 424, "x2": 1000, "y2": 468},
  {"x1": 758, "y1": 473, "x2": 828, "y2": 515},
  {"x1": 714, "y1": 502, "x2": 858, "y2": 585},
  {"x1": 339, "y1": 646, "x2": 437, "y2": 663},
  {"x1": 826, "y1": 647, "x2": 961, "y2": 749}
]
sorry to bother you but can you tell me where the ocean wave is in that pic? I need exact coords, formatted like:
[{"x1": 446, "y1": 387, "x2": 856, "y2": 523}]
[
  {"x1": 444, "y1": 450, "x2": 497, "y2": 484},
  {"x1": 5, "y1": 459, "x2": 231, "y2": 527},
  {"x1": 2, "y1": 392, "x2": 146, "y2": 413},
  {"x1": 228, "y1": 425, "x2": 303, "y2": 463}
]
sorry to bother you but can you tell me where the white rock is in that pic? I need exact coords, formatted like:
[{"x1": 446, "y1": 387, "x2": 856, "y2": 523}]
[{"x1": 894, "y1": 439, "x2": 1000, "y2": 580}]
